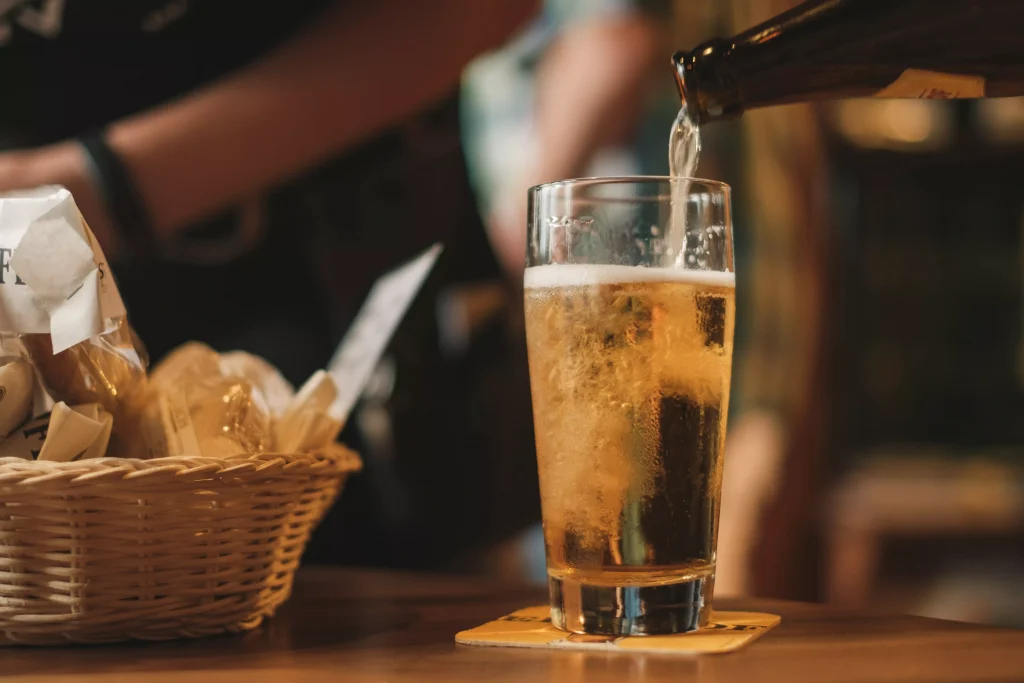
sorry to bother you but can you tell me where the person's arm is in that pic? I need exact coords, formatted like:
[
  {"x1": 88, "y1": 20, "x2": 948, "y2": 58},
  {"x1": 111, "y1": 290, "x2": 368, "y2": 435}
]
[
  {"x1": 487, "y1": 13, "x2": 660, "y2": 279},
  {"x1": 0, "y1": 0, "x2": 536, "y2": 250}
]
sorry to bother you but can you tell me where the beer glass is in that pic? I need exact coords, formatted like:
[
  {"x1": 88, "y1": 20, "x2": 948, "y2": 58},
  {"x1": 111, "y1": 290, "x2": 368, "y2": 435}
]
[{"x1": 524, "y1": 177, "x2": 735, "y2": 636}]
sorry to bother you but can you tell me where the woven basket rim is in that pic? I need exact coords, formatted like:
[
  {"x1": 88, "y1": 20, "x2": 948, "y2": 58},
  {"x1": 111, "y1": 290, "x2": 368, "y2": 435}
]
[
  {"x1": 0, "y1": 443, "x2": 357, "y2": 645},
  {"x1": 0, "y1": 444, "x2": 362, "y2": 476}
]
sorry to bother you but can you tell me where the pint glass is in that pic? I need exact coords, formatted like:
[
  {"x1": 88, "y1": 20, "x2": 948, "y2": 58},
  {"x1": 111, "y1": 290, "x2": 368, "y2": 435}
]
[{"x1": 524, "y1": 177, "x2": 735, "y2": 635}]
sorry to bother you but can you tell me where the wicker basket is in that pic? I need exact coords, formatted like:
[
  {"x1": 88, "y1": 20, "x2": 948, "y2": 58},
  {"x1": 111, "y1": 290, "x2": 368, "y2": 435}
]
[{"x1": 0, "y1": 445, "x2": 360, "y2": 645}]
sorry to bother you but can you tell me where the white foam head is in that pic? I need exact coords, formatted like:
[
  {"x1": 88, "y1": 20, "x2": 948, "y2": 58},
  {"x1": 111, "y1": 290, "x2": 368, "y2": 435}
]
[{"x1": 524, "y1": 264, "x2": 735, "y2": 289}]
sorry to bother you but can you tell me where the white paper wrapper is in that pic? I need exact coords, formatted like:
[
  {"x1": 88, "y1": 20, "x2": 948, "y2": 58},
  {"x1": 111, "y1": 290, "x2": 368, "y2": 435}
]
[
  {"x1": 187, "y1": 378, "x2": 271, "y2": 457},
  {"x1": 327, "y1": 244, "x2": 441, "y2": 424},
  {"x1": 274, "y1": 370, "x2": 342, "y2": 453},
  {"x1": 291, "y1": 370, "x2": 337, "y2": 416},
  {"x1": 149, "y1": 341, "x2": 221, "y2": 391},
  {"x1": 0, "y1": 412, "x2": 49, "y2": 460},
  {"x1": 0, "y1": 186, "x2": 126, "y2": 353},
  {"x1": 153, "y1": 390, "x2": 202, "y2": 458},
  {"x1": 146, "y1": 377, "x2": 271, "y2": 459},
  {"x1": 219, "y1": 351, "x2": 295, "y2": 416},
  {"x1": 37, "y1": 402, "x2": 113, "y2": 462},
  {"x1": 0, "y1": 401, "x2": 112, "y2": 461},
  {"x1": 151, "y1": 343, "x2": 312, "y2": 455},
  {"x1": 73, "y1": 403, "x2": 115, "y2": 461},
  {"x1": 0, "y1": 357, "x2": 34, "y2": 438},
  {"x1": 276, "y1": 409, "x2": 342, "y2": 454}
]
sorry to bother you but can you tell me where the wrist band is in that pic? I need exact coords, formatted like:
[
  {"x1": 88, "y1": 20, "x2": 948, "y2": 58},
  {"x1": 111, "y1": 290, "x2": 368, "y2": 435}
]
[{"x1": 77, "y1": 132, "x2": 156, "y2": 258}]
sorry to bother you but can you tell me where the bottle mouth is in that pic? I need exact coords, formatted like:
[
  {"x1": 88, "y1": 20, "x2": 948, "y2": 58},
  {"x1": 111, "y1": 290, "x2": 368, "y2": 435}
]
[
  {"x1": 671, "y1": 50, "x2": 689, "y2": 107},
  {"x1": 672, "y1": 41, "x2": 743, "y2": 125},
  {"x1": 671, "y1": 50, "x2": 704, "y2": 124},
  {"x1": 671, "y1": 50, "x2": 688, "y2": 100}
]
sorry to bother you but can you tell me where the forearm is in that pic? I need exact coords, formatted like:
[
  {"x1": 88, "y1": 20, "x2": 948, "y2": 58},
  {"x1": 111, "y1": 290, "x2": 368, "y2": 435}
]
[
  {"x1": 99, "y1": 0, "x2": 533, "y2": 237},
  {"x1": 533, "y1": 16, "x2": 659, "y2": 182},
  {"x1": 488, "y1": 15, "x2": 659, "y2": 278}
]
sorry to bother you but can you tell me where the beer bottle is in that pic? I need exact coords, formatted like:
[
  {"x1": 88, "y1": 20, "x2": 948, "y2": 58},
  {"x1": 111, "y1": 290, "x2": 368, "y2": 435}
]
[{"x1": 674, "y1": 0, "x2": 1024, "y2": 124}]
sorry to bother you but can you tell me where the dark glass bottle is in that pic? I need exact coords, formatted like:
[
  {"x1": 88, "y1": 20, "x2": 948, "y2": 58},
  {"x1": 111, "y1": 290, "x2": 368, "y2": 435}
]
[{"x1": 674, "y1": 0, "x2": 1024, "y2": 124}]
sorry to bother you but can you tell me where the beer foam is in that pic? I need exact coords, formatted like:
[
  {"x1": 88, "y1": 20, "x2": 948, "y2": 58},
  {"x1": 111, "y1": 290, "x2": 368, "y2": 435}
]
[{"x1": 524, "y1": 264, "x2": 735, "y2": 289}]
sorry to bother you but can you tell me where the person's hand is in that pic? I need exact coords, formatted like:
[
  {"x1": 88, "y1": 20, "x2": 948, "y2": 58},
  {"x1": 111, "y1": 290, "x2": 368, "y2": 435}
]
[{"x1": 0, "y1": 143, "x2": 118, "y2": 255}]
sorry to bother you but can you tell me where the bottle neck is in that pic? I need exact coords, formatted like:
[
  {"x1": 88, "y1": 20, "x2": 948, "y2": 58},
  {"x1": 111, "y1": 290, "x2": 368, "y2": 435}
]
[
  {"x1": 674, "y1": 0, "x2": 1024, "y2": 125},
  {"x1": 673, "y1": 39, "x2": 744, "y2": 125}
]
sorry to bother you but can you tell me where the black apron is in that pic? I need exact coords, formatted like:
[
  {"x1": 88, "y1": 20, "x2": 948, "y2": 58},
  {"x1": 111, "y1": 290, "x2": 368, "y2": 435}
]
[
  {"x1": 112, "y1": 94, "x2": 539, "y2": 569},
  {"x1": 0, "y1": 0, "x2": 540, "y2": 567}
]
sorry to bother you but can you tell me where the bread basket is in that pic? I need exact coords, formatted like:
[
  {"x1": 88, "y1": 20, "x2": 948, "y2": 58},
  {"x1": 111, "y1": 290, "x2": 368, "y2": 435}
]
[{"x1": 0, "y1": 445, "x2": 360, "y2": 645}]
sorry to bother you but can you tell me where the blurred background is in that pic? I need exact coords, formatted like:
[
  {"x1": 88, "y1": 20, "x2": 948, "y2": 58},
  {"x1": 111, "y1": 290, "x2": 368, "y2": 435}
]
[
  {"x1": 3, "y1": 0, "x2": 1019, "y2": 630},
  {"x1": 456, "y1": 0, "x2": 1024, "y2": 628}
]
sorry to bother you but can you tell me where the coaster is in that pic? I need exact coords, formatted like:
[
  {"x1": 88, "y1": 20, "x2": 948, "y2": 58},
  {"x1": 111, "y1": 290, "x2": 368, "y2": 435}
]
[{"x1": 456, "y1": 606, "x2": 780, "y2": 655}]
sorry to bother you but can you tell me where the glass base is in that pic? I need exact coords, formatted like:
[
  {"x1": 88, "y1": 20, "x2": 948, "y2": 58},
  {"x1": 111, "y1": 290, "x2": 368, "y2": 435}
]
[{"x1": 548, "y1": 573, "x2": 712, "y2": 636}]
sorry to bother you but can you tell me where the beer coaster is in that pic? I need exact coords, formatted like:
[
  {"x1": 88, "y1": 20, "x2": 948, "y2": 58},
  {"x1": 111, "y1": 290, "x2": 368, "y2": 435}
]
[{"x1": 456, "y1": 606, "x2": 780, "y2": 655}]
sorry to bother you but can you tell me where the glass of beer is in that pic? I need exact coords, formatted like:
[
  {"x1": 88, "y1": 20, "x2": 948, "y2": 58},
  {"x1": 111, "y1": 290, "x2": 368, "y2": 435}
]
[{"x1": 524, "y1": 177, "x2": 735, "y2": 636}]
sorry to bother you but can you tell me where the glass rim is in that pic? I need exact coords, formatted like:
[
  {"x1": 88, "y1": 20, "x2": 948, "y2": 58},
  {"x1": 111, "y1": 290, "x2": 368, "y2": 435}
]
[{"x1": 529, "y1": 175, "x2": 731, "y2": 195}]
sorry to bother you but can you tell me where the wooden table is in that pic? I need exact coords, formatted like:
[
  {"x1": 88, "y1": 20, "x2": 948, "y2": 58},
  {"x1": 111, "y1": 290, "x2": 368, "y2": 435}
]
[{"x1": 5, "y1": 567, "x2": 1024, "y2": 683}]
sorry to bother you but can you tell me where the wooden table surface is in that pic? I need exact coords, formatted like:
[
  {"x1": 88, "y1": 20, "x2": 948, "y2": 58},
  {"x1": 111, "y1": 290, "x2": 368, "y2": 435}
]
[{"x1": 5, "y1": 567, "x2": 1024, "y2": 683}]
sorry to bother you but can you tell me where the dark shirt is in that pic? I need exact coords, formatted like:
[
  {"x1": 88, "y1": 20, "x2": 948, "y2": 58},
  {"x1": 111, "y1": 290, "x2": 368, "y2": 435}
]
[
  {"x1": 0, "y1": 0, "x2": 332, "y2": 144},
  {"x1": 0, "y1": 0, "x2": 539, "y2": 569}
]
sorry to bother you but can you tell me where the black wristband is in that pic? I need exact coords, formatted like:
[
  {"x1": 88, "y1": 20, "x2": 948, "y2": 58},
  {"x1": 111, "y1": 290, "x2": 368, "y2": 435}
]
[{"x1": 77, "y1": 132, "x2": 156, "y2": 258}]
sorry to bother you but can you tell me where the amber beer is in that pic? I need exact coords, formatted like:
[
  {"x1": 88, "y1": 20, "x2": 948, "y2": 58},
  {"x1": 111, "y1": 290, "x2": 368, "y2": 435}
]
[{"x1": 524, "y1": 263, "x2": 735, "y2": 632}]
